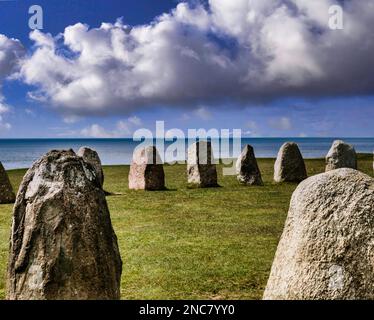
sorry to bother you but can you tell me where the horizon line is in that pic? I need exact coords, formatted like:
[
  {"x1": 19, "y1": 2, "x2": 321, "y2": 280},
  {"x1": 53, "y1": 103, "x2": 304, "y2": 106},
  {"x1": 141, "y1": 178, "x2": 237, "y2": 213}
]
[{"x1": 0, "y1": 136, "x2": 373, "y2": 140}]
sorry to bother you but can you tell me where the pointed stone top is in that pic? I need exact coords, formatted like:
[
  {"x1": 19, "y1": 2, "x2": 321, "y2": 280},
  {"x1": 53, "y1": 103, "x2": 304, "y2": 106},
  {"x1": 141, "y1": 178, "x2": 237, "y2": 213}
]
[
  {"x1": 77, "y1": 146, "x2": 104, "y2": 186},
  {"x1": 0, "y1": 161, "x2": 15, "y2": 204},
  {"x1": 236, "y1": 144, "x2": 263, "y2": 186},
  {"x1": 325, "y1": 140, "x2": 357, "y2": 172},
  {"x1": 274, "y1": 142, "x2": 307, "y2": 183}
]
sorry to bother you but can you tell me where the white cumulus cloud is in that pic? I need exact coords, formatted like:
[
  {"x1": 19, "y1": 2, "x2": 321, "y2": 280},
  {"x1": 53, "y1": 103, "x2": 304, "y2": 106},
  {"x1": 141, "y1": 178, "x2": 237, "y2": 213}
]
[
  {"x1": 0, "y1": 34, "x2": 24, "y2": 79},
  {"x1": 195, "y1": 106, "x2": 212, "y2": 120},
  {"x1": 9, "y1": 1, "x2": 374, "y2": 117},
  {"x1": 268, "y1": 116, "x2": 292, "y2": 131},
  {"x1": 80, "y1": 124, "x2": 114, "y2": 138},
  {"x1": 80, "y1": 116, "x2": 143, "y2": 138},
  {"x1": 0, "y1": 34, "x2": 25, "y2": 130}
]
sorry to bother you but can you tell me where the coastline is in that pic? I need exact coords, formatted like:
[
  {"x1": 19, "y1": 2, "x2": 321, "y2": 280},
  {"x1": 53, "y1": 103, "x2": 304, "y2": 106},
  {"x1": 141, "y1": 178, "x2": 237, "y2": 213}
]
[{"x1": 0, "y1": 137, "x2": 373, "y2": 170}]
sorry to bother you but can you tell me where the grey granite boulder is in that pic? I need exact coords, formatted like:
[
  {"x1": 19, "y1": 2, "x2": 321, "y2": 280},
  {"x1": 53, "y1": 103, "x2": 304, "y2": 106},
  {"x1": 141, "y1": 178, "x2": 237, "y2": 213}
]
[
  {"x1": 0, "y1": 161, "x2": 15, "y2": 204},
  {"x1": 264, "y1": 168, "x2": 374, "y2": 300},
  {"x1": 274, "y1": 142, "x2": 307, "y2": 183},
  {"x1": 128, "y1": 146, "x2": 165, "y2": 190},
  {"x1": 325, "y1": 140, "x2": 357, "y2": 172},
  {"x1": 236, "y1": 145, "x2": 263, "y2": 185},
  {"x1": 187, "y1": 141, "x2": 218, "y2": 188},
  {"x1": 7, "y1": 150, "x2": 122, "y2": 300},
  {"x1": 77, "y1": 146, "x2": 104, "y2": 187}
]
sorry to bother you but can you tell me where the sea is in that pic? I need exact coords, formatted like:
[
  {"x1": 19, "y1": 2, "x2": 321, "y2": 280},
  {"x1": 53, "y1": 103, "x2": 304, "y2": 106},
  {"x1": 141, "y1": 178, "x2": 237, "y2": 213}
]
[{"x1": 0, "y1": 138, "x2": 373, "y2": 170}]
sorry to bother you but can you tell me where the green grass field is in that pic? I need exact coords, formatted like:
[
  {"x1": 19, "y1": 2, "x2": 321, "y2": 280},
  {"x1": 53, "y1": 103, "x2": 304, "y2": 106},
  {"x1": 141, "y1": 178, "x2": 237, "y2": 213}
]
[{"x1": 0, "y1": 155, "x2": 372, "y2": 300}]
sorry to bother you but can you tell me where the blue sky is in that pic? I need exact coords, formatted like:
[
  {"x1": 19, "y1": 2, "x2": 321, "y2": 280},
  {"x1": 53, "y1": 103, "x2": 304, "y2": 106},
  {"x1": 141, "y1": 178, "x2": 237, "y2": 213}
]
[{"x1": 0, "y1": 0, "x2": 373, "y2": 138}]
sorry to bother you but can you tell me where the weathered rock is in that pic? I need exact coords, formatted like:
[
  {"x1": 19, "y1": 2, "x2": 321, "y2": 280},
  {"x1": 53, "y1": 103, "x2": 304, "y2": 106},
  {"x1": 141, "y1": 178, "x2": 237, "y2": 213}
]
[
  {"x1": 128, "y1": 146, "x2": 165, "y2": 190},
  {"x1": 264, "y1": 168, "x2": 374, "y2": 300},
  {"x1": 0, "y1": 162, "x2": 15, "y2": 204},
  {"x1": 187, "y1": 141, "x2": 218, "y2": 188},
  {"x1": 325, "y1": 140, "x2": 357, "y2": 172},
  {"x1": 7, "y1": 150, "x2": 122, "y2": 300},
  {"x1": 77, "y1": 146, "x2": 104, "y2": 187},
  {"x1": 274, "y1": 142, "x2": 307, "y2": 183},
  {"x1": 236, "y1": 145, "x2": 263, "y2": 186}
]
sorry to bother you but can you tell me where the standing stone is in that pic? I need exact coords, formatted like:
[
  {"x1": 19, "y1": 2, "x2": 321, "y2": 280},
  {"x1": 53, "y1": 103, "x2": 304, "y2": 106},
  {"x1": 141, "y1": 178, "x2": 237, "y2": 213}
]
[
  {"x1": 236, "y1": 145, "x2": 263, "y2": 186},
  {"x1": 264, "y1": 168, "x2": 374, "y2": 300},
  {"x1": 274, "y1": 142, "x2": 307, "y2": 183},
  {"x1": 77, "y1": 146, "x2": 104, "y2": 187},
  {"x1": 187, "y1": 141, "x2": 218, "y2": 188},
  {"x1": 325, "y1": 140, "x2": 357, "y2": 172},
  {"x1": 128, "y1": 146, "x2": 165, "y2": 190},
  {"x1": 7, "y1": 150, "x2": 122, "y2": 300},
  {"x1": 0, "y1": 162, "x2": 15, "y2": 204}
]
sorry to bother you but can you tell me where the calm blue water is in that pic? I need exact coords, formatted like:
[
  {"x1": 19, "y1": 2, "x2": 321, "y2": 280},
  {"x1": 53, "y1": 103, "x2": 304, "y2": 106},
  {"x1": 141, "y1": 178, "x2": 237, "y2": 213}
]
[{"x1": 0, "y1": 138, "x2": 373, "y2": 170}]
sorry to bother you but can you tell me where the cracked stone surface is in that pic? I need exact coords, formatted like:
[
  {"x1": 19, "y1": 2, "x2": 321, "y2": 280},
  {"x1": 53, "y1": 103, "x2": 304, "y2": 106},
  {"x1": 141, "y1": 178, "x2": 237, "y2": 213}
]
[
  {"x1": 187, "y1": 141, "x2": 218, "y2": 188},
  {"x1": 274, "y1": 142, "x2": 307, "y2": 183},
  {"x1": 264, "y1": 168, "x2": 374, "y2": 300},
  {"x1": 77, "y1": 146, "x2": 104, "y2": 187},
  {"x1": 7, "y1": 150, "x2": 122, "y2": 300},
  {"x1": 0, "y1": 161, "x2": 15, "y2": 204},
  {"x1": 236, "y1": 145, "x2": 263, "y2": 186},
  {"x1": 128, "y1": 146, "x2": 165, "y2": 190},
  {"x1": 325, "y1": 140, "x2": 357, "y2": 172}
]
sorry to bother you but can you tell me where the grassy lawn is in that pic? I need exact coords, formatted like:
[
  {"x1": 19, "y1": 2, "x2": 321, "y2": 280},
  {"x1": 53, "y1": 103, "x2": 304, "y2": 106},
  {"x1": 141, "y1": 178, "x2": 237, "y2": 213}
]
[{"x1": 0, "y1": 155, "x2": 372, "y2": 300}]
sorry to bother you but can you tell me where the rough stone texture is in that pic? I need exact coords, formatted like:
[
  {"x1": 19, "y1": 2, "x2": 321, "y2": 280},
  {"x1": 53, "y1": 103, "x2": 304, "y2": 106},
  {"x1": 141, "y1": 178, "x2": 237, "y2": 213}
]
[
  {"x1": 7, "y1": 150, "x2": 122, "y2": 300},
  {"x1": 264, "y1": 168, "x2": 374, "y2": 300},
  {"x1": 128, "y1": 146, "x2": 165, "y2": 190},
  {"x1": 77, "y1": 146, "x2": 104, "y2": 187},
  {"x1": 236, "y1": 145, "x2": 263, "y2": 186},
  {"x1": 0, "y1": 161, "x2": 15, "y2": 204},
  {"x1": 274, "y1": 142, "x2": 307, "y2": 183},
  {"x1": 187, "y1": 141, "x2": 218, "y2": 188},
  {"x1": 325, "y1": 140, "x2": 357, "y2": 172}
]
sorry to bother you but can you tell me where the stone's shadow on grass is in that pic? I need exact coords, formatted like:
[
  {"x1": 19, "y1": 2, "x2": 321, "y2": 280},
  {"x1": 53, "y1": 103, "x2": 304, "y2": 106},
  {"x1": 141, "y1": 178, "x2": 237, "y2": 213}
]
[
  {"x1": 143, "y1": 187, "x2": 178, "y2": 192},
  {"x1": 105, "y1": 192, "x2": 124, "y2": 196},
  {"x1": 125, "y1": 187, "x2": 178, "y2": 192},
  {"x1": 104, "y1": 190, "x2": 116, "y2": 196},
  {"x1": 186, "y1": 183, "x2": 222, "y2": 189},
  {"x1": 106, "y1": 187, "x2": 178, "y2": 195},
  {"x1": 271, "y1": 181, "x2": 301, "y2": 186},
  {"x1": 162, "y1": 188, "x2": 178, "y2": 192}
]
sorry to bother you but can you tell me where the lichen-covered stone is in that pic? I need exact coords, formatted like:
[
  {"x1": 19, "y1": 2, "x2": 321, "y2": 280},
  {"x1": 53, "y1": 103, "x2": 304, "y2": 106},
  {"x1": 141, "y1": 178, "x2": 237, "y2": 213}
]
[
  {"x1": 7, "y1": 150, "x2": 122, "y2": 300},
  {"x1": 77, "y1": 146, "x2": 104, "y2": 187},
  {"x1": 187, "y1": 141, "x2": 218, "y2": 188},
  {"x1": 325, "y1": 140, "x2": 357, "y2": 172},
  {"x1": 0, "y1": 161, "x2": 15, "y2": 204},
  {"x1": 128, "y1": 146, "x2": 165, "y2": 190},
  {"x1": 236, "y1": 145, "x2": 263, "y2": 186},
  {"x1": 274, "y1": 142, "x2": 307, "y2": 183},
  {"x1": 264, "y1": 168, "x2": 374, "y2": 300}
]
